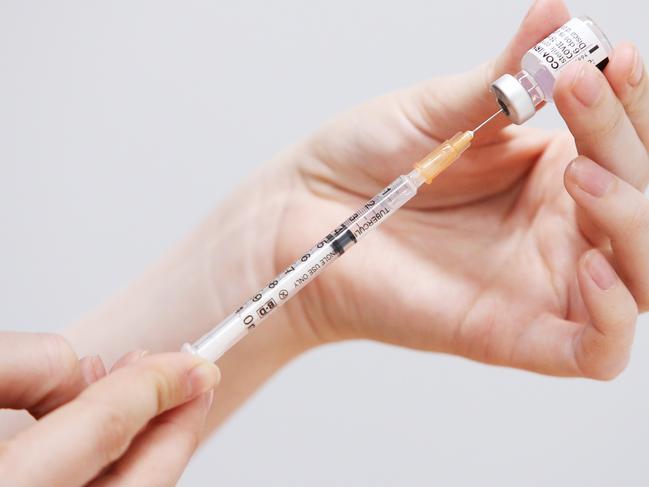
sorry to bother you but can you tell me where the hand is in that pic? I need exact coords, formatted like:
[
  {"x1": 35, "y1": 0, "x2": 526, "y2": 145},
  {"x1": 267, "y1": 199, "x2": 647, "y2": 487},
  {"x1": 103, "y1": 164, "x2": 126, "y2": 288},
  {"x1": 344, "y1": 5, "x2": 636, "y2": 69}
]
[
  {"x1": 0, "y1": 332, "x2": 219, "y2": 486},
  {"x1": 270, "y1": 0, "x2": 648, "y2": 379}
]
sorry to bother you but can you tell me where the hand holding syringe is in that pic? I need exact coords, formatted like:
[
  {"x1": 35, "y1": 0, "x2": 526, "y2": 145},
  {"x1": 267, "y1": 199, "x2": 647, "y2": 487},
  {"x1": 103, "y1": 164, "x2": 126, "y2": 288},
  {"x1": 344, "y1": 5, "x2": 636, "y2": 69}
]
[
  {"x1": 186, "y1": 13, "x2": 618, "y2": 362},
  {"x1": 183, "y1": 111, "x2": 502, "y2": 361}
]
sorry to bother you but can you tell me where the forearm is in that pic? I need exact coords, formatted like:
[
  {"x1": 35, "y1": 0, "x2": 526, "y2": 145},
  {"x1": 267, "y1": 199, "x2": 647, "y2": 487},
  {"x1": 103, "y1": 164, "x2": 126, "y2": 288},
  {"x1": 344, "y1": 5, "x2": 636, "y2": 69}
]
[{"x1": 63, "y1": 152, "x2": 317, "y2": 432}]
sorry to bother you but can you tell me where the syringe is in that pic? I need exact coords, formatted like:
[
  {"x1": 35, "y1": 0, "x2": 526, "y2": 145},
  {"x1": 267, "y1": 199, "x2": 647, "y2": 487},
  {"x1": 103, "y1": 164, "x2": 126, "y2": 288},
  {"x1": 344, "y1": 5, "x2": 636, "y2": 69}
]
[{"x1": 183, "y1": 111, "x2": 502, "y2": 362}]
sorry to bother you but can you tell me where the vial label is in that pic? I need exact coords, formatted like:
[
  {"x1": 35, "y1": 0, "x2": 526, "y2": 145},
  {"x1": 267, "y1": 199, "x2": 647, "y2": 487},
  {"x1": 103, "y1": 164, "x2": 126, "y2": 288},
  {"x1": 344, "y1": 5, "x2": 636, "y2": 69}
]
[{"x1": 528, "y1": 18, "x2": 609, "y2": 74}]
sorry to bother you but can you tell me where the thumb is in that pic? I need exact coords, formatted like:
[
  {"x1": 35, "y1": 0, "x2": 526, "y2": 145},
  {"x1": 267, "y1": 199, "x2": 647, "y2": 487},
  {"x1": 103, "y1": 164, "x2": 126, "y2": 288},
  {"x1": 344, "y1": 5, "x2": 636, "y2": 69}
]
[{"x1": 405, "y1": 0, "x2": 570, "y2": 138}]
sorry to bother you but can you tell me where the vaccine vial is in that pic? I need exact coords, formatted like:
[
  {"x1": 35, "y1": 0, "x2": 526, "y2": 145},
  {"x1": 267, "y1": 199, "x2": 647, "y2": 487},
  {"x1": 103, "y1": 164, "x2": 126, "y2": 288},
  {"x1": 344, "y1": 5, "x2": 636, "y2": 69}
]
[{"x1": 491, "y1": 17, "x2": 613, "y2": 124}]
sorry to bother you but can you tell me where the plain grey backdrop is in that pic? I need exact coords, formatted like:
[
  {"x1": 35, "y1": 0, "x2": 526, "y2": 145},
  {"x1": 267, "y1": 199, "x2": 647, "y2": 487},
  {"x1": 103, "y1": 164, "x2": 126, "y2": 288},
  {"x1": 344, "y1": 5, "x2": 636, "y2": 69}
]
[{"x1": 1, "y1": 1, "x2": 647, "y2": 486}]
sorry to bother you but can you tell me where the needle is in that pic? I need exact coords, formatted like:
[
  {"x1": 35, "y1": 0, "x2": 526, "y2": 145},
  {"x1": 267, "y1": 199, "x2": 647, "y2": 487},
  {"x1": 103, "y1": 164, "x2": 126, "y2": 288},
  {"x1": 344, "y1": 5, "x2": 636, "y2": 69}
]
[{"x1": 471, "y1": 109, "x2": 503, "y2": 134}]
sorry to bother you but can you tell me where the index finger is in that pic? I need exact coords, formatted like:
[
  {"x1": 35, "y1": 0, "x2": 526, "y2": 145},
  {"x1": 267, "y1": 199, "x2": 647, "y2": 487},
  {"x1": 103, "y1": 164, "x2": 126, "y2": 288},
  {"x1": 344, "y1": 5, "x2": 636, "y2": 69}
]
[
  {"x1": 0, "y1": 353, "x2": 219, "y2": 487},
  {"x1": 605, "y1": 43, "x2": 649, "y2": 155},
  {"x1": 555, "y1": 58, "x2": 649, "y2": 190}
]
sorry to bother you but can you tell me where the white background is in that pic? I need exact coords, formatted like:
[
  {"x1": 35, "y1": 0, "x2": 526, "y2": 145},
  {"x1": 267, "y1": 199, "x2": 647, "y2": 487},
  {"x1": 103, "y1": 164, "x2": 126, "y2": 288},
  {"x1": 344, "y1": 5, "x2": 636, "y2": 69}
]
[{"x1": 1, "y1": 1, "x2": 647, "y2": 486}]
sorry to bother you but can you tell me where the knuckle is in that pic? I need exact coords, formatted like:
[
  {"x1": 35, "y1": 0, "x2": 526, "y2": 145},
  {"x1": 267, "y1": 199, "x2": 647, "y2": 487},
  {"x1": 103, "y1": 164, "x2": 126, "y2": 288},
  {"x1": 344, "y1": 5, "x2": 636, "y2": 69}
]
[
  {"x1": 618, "y1": 200, "x2": 649, "y2": 239},
  {"x1": 582, "y1": 103, "x2": 626, "y2": 142},
  {"x1": 611, "y1": 314, "x2": 637, "y2": 334},
  {"x1": 141, "y1": 366, "x2": 178, "y2": 414},
  {"x1": 604, "y1": 303, "x2": 638, "y2": 333},
  {"x1": 156, "y1": 417, "x2": 202, "y2": 454},
  {"x1": 623, "y1": 70, "x2": 649, "y2": 116},
  {"x1": 81, "y1": 398, "x2": 132, "y2": 465},
  {"x1": 38, "y1": 333, "x2": 78, "y2": 376}
]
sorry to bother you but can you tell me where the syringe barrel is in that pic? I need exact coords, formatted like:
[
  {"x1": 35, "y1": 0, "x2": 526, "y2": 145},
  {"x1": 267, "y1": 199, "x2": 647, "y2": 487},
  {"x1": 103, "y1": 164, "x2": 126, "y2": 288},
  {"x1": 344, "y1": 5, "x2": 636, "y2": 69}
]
[
  {"x1": 183, "y1": 173, "x2": 420, "y2": 362},
  {"x1": 344, "y1": 173, "x2": 419, "y2": 242},
  {"x1": 182, "y1": 312, "x2": 247, "y2": 360}
]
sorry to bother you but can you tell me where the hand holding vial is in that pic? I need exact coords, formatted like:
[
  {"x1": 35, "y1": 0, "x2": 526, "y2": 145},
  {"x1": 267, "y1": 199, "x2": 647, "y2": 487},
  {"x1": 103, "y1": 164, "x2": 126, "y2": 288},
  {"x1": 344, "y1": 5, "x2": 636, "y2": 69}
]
[{"x1": 247, "y1": 0, "x2": 649, "y2": 379}]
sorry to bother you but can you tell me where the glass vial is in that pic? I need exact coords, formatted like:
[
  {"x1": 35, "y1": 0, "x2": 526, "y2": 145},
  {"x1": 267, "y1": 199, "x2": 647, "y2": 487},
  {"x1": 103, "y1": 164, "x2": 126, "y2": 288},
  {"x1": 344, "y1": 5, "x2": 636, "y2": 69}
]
[{"x1": 491, "y1": 16, "x2": 613, "y2": 124}]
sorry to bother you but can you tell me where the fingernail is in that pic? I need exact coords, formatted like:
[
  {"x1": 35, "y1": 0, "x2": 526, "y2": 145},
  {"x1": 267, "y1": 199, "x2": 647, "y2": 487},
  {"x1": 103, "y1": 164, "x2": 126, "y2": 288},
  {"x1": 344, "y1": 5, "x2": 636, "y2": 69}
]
[
  {"x1": 629, "y1": 48, "x2": 645, "y2": 87},
  {"x1": 80, "y1": 355, "x2": 106, "y2": 384},
  {"x1": 585, "y1": 250, "x2": 618, "y2": 291},
  {"x1": 91, "y1": 355, "x2": 107, "y2": 381},
  {"x1": 132, "y1": 350, "x2": 148, "y2": 361},
  {"x1": 79, "y1": 356, "x2": 97, "y2": 384},
  {"x1": 569, "y1": 62, "x2": 603, "y2": 107},
  {"x1": 568, "y1": 157, "x2": 613, "y2": 197},
  {"x1": 111, "y1": 349, "x2": 148, "y2": 371},
  {"x1": 204, "y1": 389, "x2": 214, "y2": 410},
  {"x1": 186, "y1": 361, "x2": 220, "y2": 398}
]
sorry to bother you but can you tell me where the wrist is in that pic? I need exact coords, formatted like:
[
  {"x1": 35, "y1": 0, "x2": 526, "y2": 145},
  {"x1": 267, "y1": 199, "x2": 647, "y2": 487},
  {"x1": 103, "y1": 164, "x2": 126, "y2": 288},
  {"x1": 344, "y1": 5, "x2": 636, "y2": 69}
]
[
  {"x1": 63, "y1": 151, "x2": 320, "y2": 359},
  {"x1": 200, "y1": 151, "x2": 324, "y2": 357}
]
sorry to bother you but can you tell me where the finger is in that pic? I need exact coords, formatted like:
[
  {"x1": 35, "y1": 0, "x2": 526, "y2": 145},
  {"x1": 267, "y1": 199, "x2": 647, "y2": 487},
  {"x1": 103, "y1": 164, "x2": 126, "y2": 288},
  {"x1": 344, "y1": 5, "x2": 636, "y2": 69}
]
[
  {"x1": 79, "y1": 355, "x2": 108, "y2": 385},
  {"x1": 1, "y1": 353, "x2": 220, "y2": 487},
  {"x1": 89, "y1": 391, "x2": 214, "y2": 487},
  {"x1": 555, "y1": 60, "x2": 649, "y2": 190},
  {"x1": 506, "y1": 313, "x2": 592, "y2": 377},
  {"x1": 605, "y1": 43, "x2": 649, "y2": 154},
  {"x1": 110, "y1": 350, "x2": 148, "y2": 372},
  {"x1": 402, "y1": 0, "x2": 570, "y2": 138},
  {"x1": 573, "y1": 249, "x2": 638, "y2": 379},
  {"x1": 509, "y1": 249, "x2": 637, "y2": 380},
  {"x1": 0, "y1": 332, "x2": 90, "y2": 417},
  {"x1": 565, "y1": 157, "x2": 649, "y2": 310}
]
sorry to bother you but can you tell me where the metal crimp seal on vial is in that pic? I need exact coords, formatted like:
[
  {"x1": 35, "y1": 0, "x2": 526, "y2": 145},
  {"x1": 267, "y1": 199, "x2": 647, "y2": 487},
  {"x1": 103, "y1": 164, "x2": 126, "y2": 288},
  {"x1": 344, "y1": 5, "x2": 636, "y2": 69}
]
[{"x1": 490, "y1": 74, "x2": 537, "y2": 125}]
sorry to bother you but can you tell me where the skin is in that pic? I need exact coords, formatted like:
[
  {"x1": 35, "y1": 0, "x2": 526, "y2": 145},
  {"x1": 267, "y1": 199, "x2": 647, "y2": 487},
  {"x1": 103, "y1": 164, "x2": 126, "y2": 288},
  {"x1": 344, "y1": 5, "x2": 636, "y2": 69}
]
[
  {"x1": 271, "y1": 0, "x2": 649, "y2": 379},
  {"x1": 59, "y1": 0, "x2": 648, "y2": 432},
  {"x1": 2, "y1": 0, "x2": 648, "y2": 483},
  {"x1": 0, "y1": 333, "x2": 220, "y2": 486}
]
